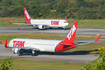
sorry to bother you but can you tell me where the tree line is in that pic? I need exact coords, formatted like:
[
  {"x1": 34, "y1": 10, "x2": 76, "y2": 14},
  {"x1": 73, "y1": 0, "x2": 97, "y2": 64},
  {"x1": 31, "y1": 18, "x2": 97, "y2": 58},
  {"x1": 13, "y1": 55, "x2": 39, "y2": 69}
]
[{"x1": 0, "y1": 0, "x2": 105, "y2": 20}]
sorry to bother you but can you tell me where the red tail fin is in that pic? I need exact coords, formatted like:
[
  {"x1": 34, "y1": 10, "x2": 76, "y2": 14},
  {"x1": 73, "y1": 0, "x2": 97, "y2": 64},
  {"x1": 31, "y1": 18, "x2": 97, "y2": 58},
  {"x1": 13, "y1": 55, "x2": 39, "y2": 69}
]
[
  {"x1": 65, "y1": 16, "x2": 67, "y2": 21},
  {"x1": 64, "y1": 21, "x2": 78, "y2": 43},
  {"x1": 5, "y1": 39, "x2": 7, "y2": 48},
  {"x1": 23, "y1": 7, "x2": 31, "y2": 22}
]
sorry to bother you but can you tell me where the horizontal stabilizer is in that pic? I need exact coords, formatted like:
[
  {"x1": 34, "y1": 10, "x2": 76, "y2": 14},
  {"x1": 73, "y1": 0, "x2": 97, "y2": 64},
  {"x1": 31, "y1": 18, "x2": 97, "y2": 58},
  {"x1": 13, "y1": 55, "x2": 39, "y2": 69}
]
[
  {"x1": 60, "y1": 41, "x2": 72, "y2": 46},
  {"x1": 7, "y1": 18, "x2": 11, "y2": 24},
  {"x1": 7, "y1": 18, "x2": 32, "y2": 25}
]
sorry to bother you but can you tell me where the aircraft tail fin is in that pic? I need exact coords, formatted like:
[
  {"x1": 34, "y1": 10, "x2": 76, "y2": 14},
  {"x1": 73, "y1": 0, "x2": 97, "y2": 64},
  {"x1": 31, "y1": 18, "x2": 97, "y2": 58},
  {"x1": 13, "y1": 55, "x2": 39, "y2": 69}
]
[
  {"x1": 65, "y1": 16, "x2": 67, "y2": 21},
  {"x1": 23, "y1": 7, "x2": 31, "y2": 23},
  {"x1": 5, "y1": 39, "x2": 7, "y2": 48},
  {"x1": 64, "y1": 21, "x2": 78, "y2": 43}
]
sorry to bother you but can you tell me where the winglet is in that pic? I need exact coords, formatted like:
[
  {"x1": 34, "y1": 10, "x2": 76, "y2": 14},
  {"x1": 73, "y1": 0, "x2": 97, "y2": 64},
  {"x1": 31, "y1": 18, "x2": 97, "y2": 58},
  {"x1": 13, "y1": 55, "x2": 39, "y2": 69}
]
[
  {"x1": 65, "y1": 16, "x2": 67, "y2": 21},
  {"x1": 95, "y1": 34, "x2": 102, "y2": 42},
  {"x1": 7, "y1": 18, "x2": 11, "y2": 24},
  {"x1": 5, "y1": 39, "x2": 7, "y2": 48}
]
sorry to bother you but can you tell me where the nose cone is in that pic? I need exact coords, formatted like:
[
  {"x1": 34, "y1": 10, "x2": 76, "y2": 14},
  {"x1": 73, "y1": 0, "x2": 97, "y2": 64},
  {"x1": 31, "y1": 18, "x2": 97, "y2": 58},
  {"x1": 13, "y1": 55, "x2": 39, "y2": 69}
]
[
  {"x1": 64, "y1": 21, "x2": 69, "y2": 25},
  {"x1": 67, "y1": 22, "x2": 69, "y2": 26},
  {"x1": 65, "y1": 22, "x2": 69, "y2": 27}
]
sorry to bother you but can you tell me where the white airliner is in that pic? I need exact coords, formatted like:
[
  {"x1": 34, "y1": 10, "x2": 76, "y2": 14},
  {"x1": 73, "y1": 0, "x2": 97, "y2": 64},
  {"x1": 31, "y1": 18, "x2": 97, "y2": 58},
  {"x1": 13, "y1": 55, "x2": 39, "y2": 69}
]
[
  {"x1": 4, "y1": 21, "x2": 102, "y2": 56},
  {"x1": 7, "y1": 7, "x2": 68, "y2": 29}
]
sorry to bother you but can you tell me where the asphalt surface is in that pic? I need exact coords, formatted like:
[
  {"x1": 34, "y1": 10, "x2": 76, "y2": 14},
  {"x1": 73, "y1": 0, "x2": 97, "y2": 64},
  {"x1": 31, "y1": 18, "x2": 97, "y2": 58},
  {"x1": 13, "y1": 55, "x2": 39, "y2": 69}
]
[{"x1": 0, "y1": 26, "x2": 105, "y2": 35}]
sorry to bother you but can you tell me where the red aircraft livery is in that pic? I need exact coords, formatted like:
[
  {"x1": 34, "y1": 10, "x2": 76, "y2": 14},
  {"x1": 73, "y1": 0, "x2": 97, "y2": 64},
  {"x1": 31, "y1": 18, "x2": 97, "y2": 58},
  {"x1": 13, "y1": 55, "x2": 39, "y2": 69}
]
[
  {"x1": 51, "y1": 21, "x2": 59, "y2": 25},
  {"x1": 13, "y1": 41, "x2": 25, "y2": 47}
]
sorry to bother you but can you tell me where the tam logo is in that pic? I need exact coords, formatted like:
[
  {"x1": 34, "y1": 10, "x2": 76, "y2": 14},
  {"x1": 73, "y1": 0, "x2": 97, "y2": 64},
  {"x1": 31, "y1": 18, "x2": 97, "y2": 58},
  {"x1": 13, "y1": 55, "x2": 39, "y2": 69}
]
[
  {"x1": 51, "y1": 21, "x2": 59, "y2": 25},
  {"x1": 24, "y1": 10, "x2": 30, "y2": 19},
  {"x1": 67, "y1": 25, "x2": 76, "y2": 40},
  {"x1": 13, "y1": 41, "x2": 25, "y2": 47}
]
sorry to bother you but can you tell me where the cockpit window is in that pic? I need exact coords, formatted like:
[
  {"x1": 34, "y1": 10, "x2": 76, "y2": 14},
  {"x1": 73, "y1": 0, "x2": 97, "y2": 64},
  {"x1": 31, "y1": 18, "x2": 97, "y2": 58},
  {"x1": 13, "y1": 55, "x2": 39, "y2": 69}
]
[{"x1": 64, "y1": 21, "x2": 68, "y2": 23}]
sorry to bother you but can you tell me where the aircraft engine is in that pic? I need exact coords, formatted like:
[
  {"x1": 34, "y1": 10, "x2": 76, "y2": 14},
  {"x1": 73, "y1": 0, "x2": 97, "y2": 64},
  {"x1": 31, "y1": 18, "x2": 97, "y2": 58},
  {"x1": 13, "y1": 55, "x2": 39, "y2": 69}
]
[
  {"x1": 12, "y1": 48, "x2": 25, "y2": 54},
  {"x1": 12, "y1": 48, "x2": 20, "y2": 54},
  {"x1": 19, "y1": 49, "x2": 26, "y2": 54},
  {"x1": 38, "y1": 25, "x2": 45, "y2": 29}
]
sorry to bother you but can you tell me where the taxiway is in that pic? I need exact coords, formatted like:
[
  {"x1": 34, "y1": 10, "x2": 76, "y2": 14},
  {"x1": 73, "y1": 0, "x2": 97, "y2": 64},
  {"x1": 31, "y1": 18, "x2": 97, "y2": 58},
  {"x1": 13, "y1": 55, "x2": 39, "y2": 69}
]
[{"x1": 0, "y1": 26, "x2": 105, "y2": 35}]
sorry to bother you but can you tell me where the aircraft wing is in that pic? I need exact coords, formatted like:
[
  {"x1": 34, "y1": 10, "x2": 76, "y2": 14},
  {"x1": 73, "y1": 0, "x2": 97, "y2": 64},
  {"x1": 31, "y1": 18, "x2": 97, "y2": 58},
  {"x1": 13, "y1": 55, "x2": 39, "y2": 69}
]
[
  {"x1": 75, "y1": 34, "x2": 102, "y2": 46},
  {"x1": 7, "y1": 18, "x2": 32, "y2": 25}
]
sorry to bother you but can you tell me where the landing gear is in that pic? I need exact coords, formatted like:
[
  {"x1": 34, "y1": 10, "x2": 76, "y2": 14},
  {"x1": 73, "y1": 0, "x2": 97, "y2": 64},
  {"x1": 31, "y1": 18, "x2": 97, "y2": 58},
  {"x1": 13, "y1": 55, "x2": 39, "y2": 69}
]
[
  {"x1": 18, "y1": 28, "x2": 20, "y2": 30},
  {"x1": 48, "y1": 52, "x2": 54, "y2": 55},
  {"x1": 49, "y1": 27, "x2": 53, "y2": 29},
  {"x1": 13, "y1": 52, "x2": 16, "y2": 54},
  {"x1": 63, "y1": 27, "x2": 66, "y2": 30},
  {"x1": 31, "y1": 50, "x2": 38, "y2": 56}
]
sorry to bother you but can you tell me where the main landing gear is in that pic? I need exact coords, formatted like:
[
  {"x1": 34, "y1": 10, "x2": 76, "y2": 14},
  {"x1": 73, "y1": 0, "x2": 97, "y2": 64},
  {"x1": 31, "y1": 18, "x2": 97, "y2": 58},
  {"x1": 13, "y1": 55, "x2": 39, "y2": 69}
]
[
  {"x1": 48, "y1": 52, "x2": 54, "y2": 55},
  {"x1": 63, "y1": 27, "x2": 66, "y2": 30},
  {"x1": 31, "y1": 50, "x2": 38, "y2": 56}
]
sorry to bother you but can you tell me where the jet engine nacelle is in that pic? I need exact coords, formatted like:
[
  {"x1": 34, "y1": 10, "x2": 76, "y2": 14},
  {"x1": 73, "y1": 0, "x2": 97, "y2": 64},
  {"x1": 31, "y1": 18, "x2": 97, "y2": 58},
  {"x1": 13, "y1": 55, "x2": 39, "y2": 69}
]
[
  {"x1": 38, "y1": 25, "x2": 45, "y2": 29},
  {"x1": 12, "y1": 48, "x2": 20, "y2": 54},
  {"x1": 12, "y1": 48, "x2": 25, "y2": 54}
]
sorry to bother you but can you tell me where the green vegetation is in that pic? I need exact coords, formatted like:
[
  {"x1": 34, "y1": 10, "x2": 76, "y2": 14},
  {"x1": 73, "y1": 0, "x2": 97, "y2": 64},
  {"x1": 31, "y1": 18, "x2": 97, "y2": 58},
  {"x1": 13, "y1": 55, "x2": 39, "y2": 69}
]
[
  {"x1": 67, "y1": 19, "x2": 105, "y2": 28},
  {"x1": 0, "y1": 0, "x2": 105, "y2": 20},
  {"x1": 13, "y1": 60, "x2": 83, "y2": 70},
  {"x1": 0, "y1": 56, "x2": 13, "y2": 70},
  {"x1": 82, "y1": 47, "x2": 105, "y2": 70},
  {"x1": 0, "y1": 57, "x2": 84, "y2": 70},
  {"x1": 69, "y1": 20, "x2": 105, "y2": 29}
]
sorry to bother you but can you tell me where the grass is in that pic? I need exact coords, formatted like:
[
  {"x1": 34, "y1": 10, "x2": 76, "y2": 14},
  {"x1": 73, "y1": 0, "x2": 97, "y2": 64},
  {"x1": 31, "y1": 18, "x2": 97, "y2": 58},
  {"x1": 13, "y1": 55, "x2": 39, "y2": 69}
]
[
  {"x1": 67, "y1": 22, "x2": 105, "y2": 29},
  {"x1": 0, "y1": 59, "x2": 84, "y2": 70},
  {"x1": 0, "y1": 17, "x2": 105, "y2": 28},
  {"x1": 67, "y1": 19, "x2": 105, "y2": 28}
]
